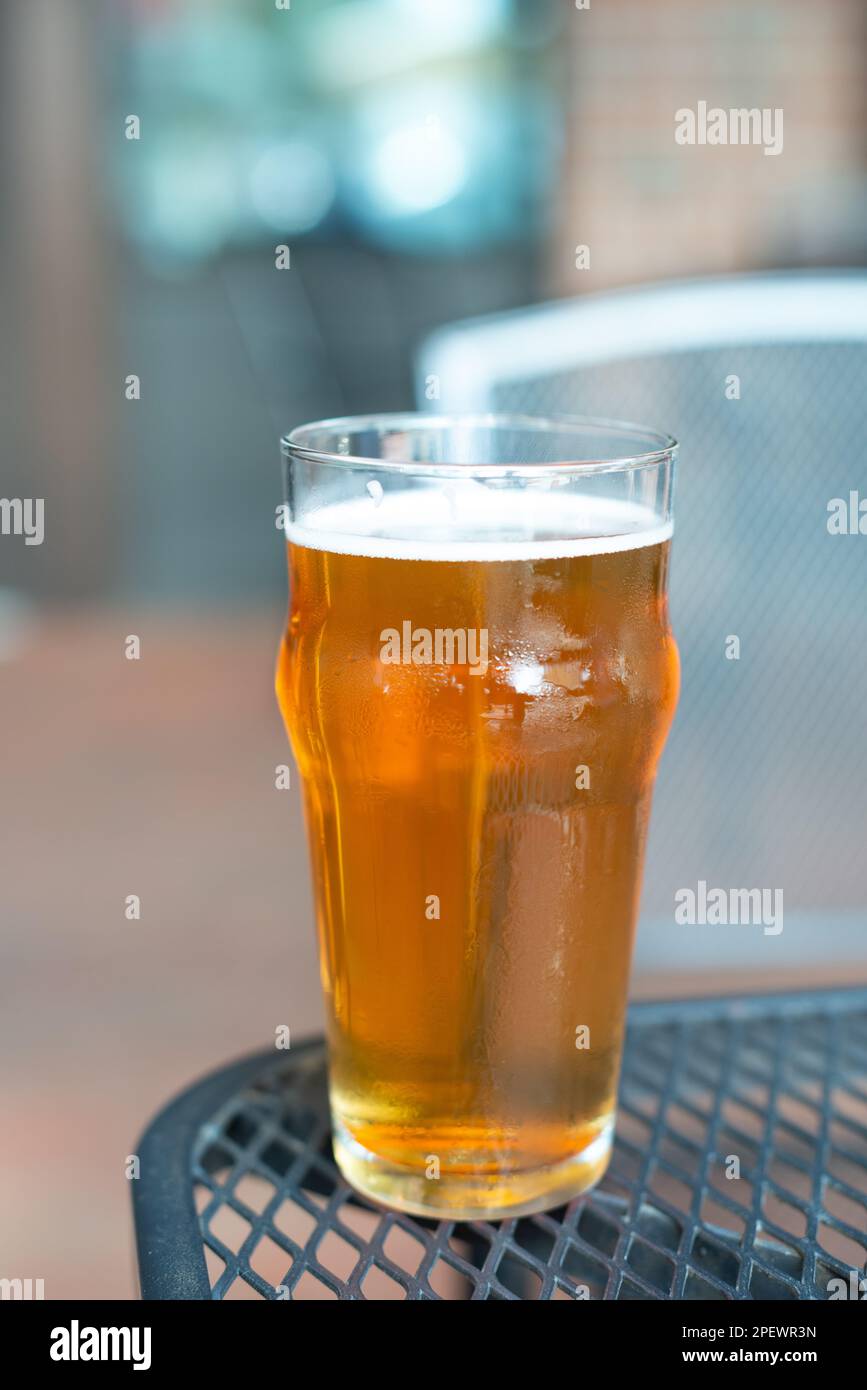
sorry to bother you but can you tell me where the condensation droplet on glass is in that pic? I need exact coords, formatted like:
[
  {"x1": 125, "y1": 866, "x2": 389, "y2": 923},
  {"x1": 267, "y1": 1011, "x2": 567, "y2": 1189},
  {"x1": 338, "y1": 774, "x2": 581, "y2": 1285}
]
[
  {"x1": 442, "y1": 482, "x2": 459, "y2": 522},
  {"x1": 366, "y1": 479, "x2": 384, "y2": 506}
]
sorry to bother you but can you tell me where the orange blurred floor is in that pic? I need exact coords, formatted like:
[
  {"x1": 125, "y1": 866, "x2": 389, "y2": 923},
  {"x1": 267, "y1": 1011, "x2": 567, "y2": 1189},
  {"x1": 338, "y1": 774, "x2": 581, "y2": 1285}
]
[{"x1": 1, "y1": 607, "x2": 321, "y2": 1299}]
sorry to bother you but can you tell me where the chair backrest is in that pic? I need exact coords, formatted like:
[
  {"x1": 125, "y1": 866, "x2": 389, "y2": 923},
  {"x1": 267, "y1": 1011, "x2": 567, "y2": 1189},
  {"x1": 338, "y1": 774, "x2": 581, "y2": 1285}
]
[{"x1": 417, "y1": 275, "x2": 867, "y2": 970}]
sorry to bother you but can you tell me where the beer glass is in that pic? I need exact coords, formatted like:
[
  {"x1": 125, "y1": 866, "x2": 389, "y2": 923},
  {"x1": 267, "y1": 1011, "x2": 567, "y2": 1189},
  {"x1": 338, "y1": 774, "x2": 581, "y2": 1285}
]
[{"x1": 276, "y1": 414, "x2": 679, "y2": 1220}]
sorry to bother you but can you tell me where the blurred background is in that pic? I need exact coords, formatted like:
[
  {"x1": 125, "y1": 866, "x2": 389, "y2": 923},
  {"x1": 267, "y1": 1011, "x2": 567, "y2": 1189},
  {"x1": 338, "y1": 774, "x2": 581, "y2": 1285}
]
[{"x1": 2, "y1": 0, "x2": 866, "y2": 1298}]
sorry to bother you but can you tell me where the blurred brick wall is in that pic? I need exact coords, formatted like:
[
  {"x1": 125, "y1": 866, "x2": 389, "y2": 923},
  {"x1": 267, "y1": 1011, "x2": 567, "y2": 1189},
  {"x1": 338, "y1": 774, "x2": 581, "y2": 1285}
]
[{"x1": 548, "y1": 0, "x2": 867, "y2": 293}]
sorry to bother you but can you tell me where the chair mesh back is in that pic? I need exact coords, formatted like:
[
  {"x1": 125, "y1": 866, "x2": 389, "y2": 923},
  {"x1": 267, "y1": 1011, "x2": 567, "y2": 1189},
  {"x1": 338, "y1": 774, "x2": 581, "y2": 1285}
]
[{"x1": 474, "y1": 341, "x2": 867, "y2": 920}]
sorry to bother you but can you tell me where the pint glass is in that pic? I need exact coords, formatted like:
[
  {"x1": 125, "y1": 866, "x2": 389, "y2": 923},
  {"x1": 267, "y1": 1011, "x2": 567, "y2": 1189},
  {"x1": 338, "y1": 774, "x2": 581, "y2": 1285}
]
[{"x1": 276, "y1": 414, "x2": 679, "y2": 1220}]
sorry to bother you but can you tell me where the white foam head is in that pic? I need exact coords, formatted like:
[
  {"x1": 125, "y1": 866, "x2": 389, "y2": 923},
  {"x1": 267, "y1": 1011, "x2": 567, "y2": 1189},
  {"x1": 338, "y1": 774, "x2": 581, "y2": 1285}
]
[{"x1": 285, "y1": 488, "x2": 672, "y2": 561}]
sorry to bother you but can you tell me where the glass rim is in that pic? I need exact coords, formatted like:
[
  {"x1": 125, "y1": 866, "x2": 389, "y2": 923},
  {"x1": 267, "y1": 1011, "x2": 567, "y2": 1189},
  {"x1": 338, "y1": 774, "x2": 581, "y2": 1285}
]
[{"x1": 282, "y1": 411, "x2": 677, "y2": 478}]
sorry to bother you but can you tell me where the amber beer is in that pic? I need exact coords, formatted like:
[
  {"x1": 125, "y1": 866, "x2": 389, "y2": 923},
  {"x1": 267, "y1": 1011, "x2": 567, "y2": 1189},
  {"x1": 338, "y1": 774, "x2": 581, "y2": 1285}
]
[{"x1": 277, "y1": 416, "x2": 679, "y2": 1219}]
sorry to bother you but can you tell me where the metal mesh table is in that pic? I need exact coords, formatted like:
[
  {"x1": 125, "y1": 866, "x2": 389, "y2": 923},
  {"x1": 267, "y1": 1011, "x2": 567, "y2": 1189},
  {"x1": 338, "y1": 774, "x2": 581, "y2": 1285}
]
[{"x1": 133, "y1": 988, "x2": 867, "y2": 1300}]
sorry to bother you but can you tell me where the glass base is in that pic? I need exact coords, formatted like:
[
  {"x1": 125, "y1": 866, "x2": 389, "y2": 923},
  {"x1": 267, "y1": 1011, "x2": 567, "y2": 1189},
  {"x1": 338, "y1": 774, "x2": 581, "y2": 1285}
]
[{"x1": 332, "y1": 1116, "x2": 614, "y2": 1221}]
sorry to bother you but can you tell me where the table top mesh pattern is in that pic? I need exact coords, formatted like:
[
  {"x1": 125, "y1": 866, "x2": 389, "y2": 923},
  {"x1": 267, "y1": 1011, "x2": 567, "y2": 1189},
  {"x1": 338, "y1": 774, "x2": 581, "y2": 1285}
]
[{"x1": 133, "y1": 989, "x2": 867, "y2": 1300}]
